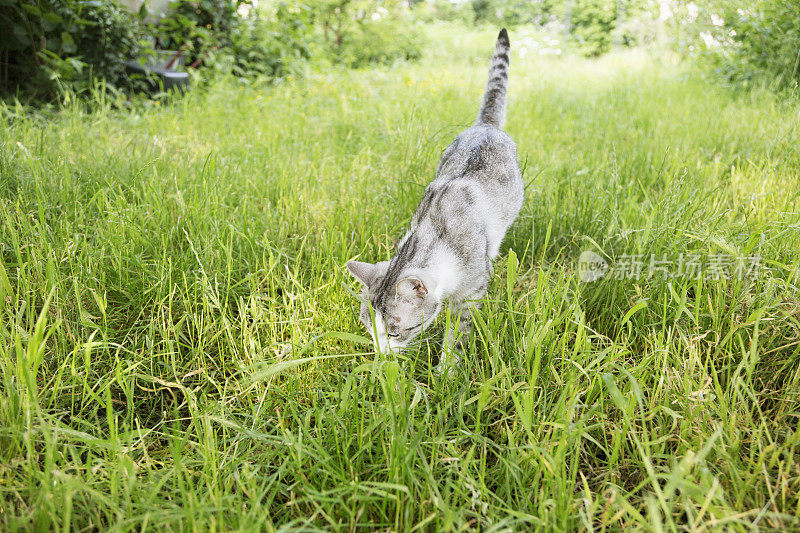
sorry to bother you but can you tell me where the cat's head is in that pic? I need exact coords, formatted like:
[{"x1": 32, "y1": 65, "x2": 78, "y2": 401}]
[{"x1": 347, "y1": 260, "x2": 440, "y2": 353}]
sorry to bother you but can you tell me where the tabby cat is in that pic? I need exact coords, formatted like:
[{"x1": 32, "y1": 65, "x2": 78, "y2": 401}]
[{"x1": 348, "y1": 29, "x2": 523, "y2": 371}]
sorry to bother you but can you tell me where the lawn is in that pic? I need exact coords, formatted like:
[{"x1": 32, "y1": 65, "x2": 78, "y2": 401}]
[{"x1": 1, "y1": 26, "x2": 800, "y2": 530}]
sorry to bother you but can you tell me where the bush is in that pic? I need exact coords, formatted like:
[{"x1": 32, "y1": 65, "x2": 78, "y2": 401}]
[
  {"x1": 152, "y1": 0, "x2": 245, "y2": 66},
  {"x1": 470, "y1": 0, "x2": 560, "y2": 26},
  {"x1": 415, "y1": 0, "x2": 476, "y2": 26},
  {"x1": 467, "y1": 0, "x2": 660, "y2": 57},
  {"x1": 570, "y1": 0, "x2": 617, "y2": 57},
  {"x1": 146, "y1": 0, "x2": 422, "y2": 78},
  {"x1": 614, "y1": 0, "x2": 660, "y2": 47},
  {"x1": 227, "y1": 2, "x2": 313, "y2": 80},
  {"x1": 308, "y1": 0, "x2": 422, "y2": 68},
  {"x1": 0, "y1": 0, "x2": 310, "y2": 99},
  {"x1": 671, "y1": 0, "x2": 800, "y2": 93},
  {"x1": 0, "y1": 0, "x2": 427, "y2": 101},
  {"x1": 0, "y1": 0, "x2": 139, "y2": 99},
  {"x1": 334, "y1": 18, "x2": 422, "y2": 67},
  {"x1": 716, "y1": 1, "x2": 800, "y2": 91}
]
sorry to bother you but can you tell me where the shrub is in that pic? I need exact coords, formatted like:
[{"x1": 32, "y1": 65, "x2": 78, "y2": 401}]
[
  {"x1": 614, "y1": 0, "x2": 660, "y2": 47},
  {"x1": 415, "y1": 0, "x2": 476, "y2": 26},
  {"x1": 0, "y1": 0, "x2": 139, "y2": 99},
  {"x1": 227, "y1": 2, "x2": 313, "y2": 80},
  {"x1": 716, "y1": 0, "x2": 800, "y2": 91},
  {"x1": 152, "y1": 0, "x2": 246, "y2": 66},
  {"x1": 308, "y1": 0, "x2": 422, "y2": 68},
  {"x1": 0, "y1": 0, "x2": 427, "y2": 101},
  {"x1": 671, "y1": 0, "x2": 800, "y2": 93},
  {"x1": 151, "y1": 0, "x2": 422, "y2": 77},
  {"x1": 334, "y1": 18, "x2": 422, "y2": 67},
  {"x1": 470, "y1": 0, "x2": 560, "y2": 26},
  {"x1": 467, "y1": 0, "x2": 659, "y2": 57},
  {"x1": 570, "y1": 0, "x2": 617, "y2": 57}
]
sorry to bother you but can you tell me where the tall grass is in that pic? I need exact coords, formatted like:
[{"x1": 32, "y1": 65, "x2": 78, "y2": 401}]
[{"x1": 1, "y1": 26, "x2": 799, "y2": 530}]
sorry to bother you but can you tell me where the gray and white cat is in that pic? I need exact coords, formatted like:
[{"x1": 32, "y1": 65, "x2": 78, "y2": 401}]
[{"x1": 347, "y1": 29, "x2": 523, "y2": 370}]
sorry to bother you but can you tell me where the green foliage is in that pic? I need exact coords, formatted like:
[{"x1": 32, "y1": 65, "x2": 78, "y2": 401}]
[
  {"x1": 334, "y1": 18, "x2": 422, "y2": 67},
  {"x1": 309, "y1": 0, "x2": 423, "y2": 68},
  {"x1": 716, "y1": 0, "x2": 800, "y2": 91},
  {"x1": 0, "y1": 0, "x2": 139, "y2": 99},
  {"x1": 153, "y1": 0, "x2": 247, "y2": 65},
  {"x1": 614, "y1": 0, "x2": 660, "y2": 47},
  {"x1": 227, "y1": 2, "x2": 313, "y2": 79},
  {"x1": 415, "y1": 0, "x2": 476, "y2": 25},
  {"x1": 670, "y1": 0, "x2": 800, "y2": 94},
  {"x1": 74, "y1": 3, "x2": 140, "y2": 83},
  {"x1": 570, "y1": 0, "x2": 617, "y2": 57},
  {"x1": 467, "y1": 0, "x2": 661, "y2": 57},
  {"x1": 0, "y1": 0, "x2": 425, "y2": 101},
  {"x1": 199, "y1": 0, "x2": 422, "y2": 79},
  {"x1": 172, "y1": 0, "x2": 240, "y2": 36},
  {"x1": 470, "y1": 0, "x2": 561, "y2": 26}
]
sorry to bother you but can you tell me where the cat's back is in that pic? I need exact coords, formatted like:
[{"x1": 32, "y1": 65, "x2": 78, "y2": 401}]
[
  {"x1": 434, "y1": 125, "x2": 521, "y2": 190},
  {"x1": 408, "y1": 124, "x2": 522, "y2": 247},
  {"x1": 405, "y1": 124, "x2": 521, "y2": 263}
]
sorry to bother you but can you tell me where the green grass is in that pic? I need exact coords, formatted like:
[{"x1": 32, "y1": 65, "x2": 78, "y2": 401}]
[{"x1": 2, "y1": 26, "x2": 800, "y2": 530}]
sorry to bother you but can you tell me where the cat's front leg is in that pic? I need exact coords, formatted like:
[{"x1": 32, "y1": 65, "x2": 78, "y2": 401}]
[{"x1": 436, "y1": 296, "x2": 483, "y2": 375}]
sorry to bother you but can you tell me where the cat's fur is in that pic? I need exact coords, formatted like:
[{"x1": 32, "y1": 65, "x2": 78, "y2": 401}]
[{"x1": 348, "y1": 29, "x2": 523, "y2": 369}]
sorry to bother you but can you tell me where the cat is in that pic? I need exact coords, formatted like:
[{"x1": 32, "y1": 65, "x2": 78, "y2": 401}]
[{"x1": 347, "y1": 28, "x2": 523, "y2": 371}]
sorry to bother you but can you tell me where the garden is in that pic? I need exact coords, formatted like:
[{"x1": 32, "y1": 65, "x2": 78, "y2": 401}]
[{"x1": 1, "y1": 0, "x2": 799, "y2": 530}]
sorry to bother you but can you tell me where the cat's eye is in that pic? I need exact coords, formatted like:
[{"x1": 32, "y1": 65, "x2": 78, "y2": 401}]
[{"x1": 388, "y1": 333, "x2": 399, "y2": 339}]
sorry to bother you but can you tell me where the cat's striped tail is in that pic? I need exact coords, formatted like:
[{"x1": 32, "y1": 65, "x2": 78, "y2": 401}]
[{"x1": 476, "y1": 28, "x2": 510, "y2": 129}]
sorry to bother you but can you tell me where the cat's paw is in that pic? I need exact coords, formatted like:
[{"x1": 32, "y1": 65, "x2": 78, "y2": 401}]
[{"x1": 433, "y1": 353, "x2": 462, "y2": 377}]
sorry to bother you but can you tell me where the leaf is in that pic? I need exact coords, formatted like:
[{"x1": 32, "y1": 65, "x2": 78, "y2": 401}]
[
  {"x1": 43, "y1": 11, "x2": 63, "y2": 24},
  {"x1": 506, "y1": 249, "x2": 518, "y2": 304},
  {"x1": 620, "y1": 299, "x2": 648, "y2": 330},
  {"x1": 11, "y1": 24, "x2": 31, "y2": 46},
  {"x1": 247, "y1": 353, "x2": 352, "y2": 383},
  {"x1": 21, "y1": 4, "x2": 42, "y2": 16},
  {"x1": 246, "y1": 330, "x2": 369, "y2": 384},
  {"x1": 602, "y1": 373, "x2": 628, "y2": 412},
  {"x1": 61, "y1": 32, "x2": 77, "y2": 54},
  {"x1": 66, "y1": 58, "x2": 85, "y2": 74},
  {"x1": 325, "y1": 331, "x2": 371, "y2": 345},
  {"x1": 0, "y1": 259, "x2": 13, "y2": 309}
]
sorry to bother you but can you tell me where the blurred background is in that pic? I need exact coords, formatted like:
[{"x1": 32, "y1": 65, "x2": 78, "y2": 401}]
[{"x1": 1, "y1": 0, "x2": 798, "y2": 102}]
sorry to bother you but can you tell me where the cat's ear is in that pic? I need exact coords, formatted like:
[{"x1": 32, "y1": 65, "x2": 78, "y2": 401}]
[
  {"x1": 396, "y1": 277, "x2": 428, "y2": 301},
  {"x1": 347, "y1": 261, "x2": 376, "y2": 286}
]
